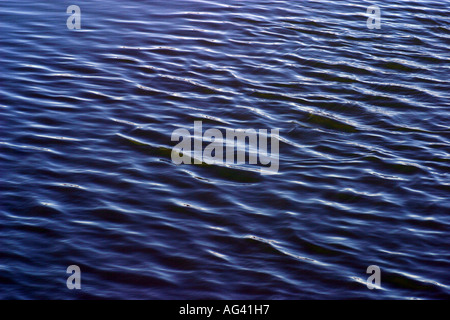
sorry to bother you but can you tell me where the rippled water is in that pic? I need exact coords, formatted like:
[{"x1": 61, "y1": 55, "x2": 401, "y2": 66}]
[{"x1": 1, "y1": 0, "x2": 449, "y2": 299}]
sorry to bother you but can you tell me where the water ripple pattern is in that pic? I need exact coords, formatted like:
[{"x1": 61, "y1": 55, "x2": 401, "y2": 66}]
[{"x1": 0, "y1": 0, "x2": 449, "y2": 299}]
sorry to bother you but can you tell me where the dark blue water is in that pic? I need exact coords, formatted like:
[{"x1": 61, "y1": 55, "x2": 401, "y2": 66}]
[{"x1": 1, "y1": 0, "x2": 449, "y2": 299}]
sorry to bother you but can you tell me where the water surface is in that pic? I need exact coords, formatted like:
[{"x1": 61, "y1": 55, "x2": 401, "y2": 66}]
[{"x1": 1, "y1": 0, "x2": 449, "y2": 299}]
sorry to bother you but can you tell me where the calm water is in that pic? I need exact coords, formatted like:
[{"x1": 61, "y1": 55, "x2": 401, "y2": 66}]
[{"x1": 1, "y1": 0, "x2": 449, "y2": 299}]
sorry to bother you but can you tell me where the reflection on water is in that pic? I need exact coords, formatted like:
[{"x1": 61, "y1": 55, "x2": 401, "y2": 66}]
[{"x1": 0, "y1": 0, "x2": 449, "y2": 299}]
